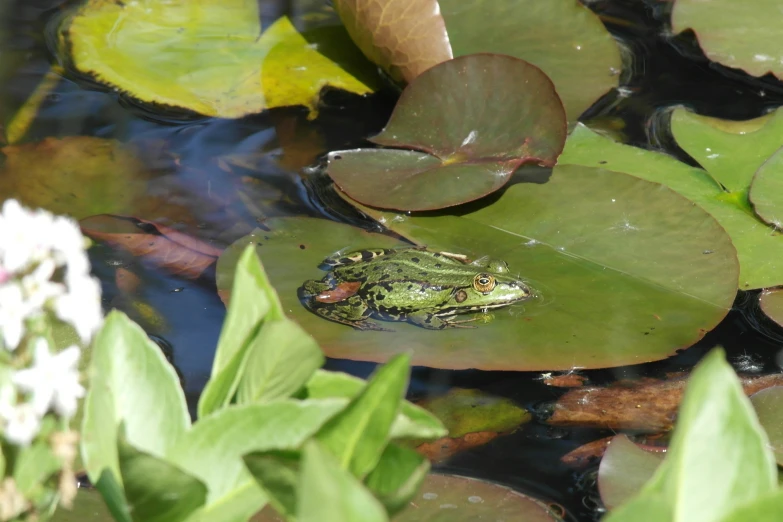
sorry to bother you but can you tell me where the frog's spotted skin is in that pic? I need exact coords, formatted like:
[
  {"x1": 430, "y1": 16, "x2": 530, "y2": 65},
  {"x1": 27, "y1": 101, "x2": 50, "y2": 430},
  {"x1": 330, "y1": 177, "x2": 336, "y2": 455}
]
[{"x1": 300, "y1": 247, "x2": 530, "y2": 331}]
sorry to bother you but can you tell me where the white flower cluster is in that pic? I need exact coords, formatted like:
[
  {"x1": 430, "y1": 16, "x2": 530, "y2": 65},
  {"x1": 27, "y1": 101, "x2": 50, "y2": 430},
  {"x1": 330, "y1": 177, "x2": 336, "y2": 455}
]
[{"x1": 0, "y1": 200, "x2": 103, "y2": 445}]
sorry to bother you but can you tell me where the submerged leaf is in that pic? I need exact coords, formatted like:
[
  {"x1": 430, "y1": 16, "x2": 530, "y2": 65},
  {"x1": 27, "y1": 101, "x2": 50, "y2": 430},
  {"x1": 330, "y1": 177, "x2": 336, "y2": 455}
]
[
  {"x1": 749, "y1": 146, "x2": 783, "y2": 228},
  {"x1": 597, "y1": 435, "x2": 665, "y2": 510},
  {"x1": 759, "y1": 288, "x2": 783, "y2": 328},
  {"x1": 59, "y1": 1, "x2": 378, "y2": 118},
  {"x1": 333, "y1": 0, "x2": 452, "y2": 83},
  {"x1": 327, "y1": 54, "x2": 566, "y2": 210}
]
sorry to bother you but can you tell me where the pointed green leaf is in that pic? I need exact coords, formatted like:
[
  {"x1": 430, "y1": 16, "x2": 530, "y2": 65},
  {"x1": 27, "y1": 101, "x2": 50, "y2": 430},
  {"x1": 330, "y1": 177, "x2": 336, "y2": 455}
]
[
  {"x1": 316, "y1": 354, "x2": 410, "y2": 477},
  {"x1": 243, "y1": 450, "x2": 301, "y2": 518},
  {"x1": 364, "y1": 443, "x2": 429, "y2": 515},
  {"x1": 118, "y1": 440, "x2": 206, "y2": 522},
  {"x1": 298, "y1": 441, "x2": 387, "y2": 522}
]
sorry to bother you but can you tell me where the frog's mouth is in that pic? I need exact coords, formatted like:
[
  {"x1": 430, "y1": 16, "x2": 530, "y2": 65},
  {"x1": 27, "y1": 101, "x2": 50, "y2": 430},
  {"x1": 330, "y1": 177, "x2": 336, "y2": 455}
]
[{"x1": 439, "y1": 301, "x2": 525, "y2": 316}]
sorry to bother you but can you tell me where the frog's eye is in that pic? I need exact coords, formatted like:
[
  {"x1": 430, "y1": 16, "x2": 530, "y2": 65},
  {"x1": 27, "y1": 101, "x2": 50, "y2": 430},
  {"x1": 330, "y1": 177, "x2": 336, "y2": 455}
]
[{"x1": 473, "y1": 273, "x2": 496, "y2": 293}]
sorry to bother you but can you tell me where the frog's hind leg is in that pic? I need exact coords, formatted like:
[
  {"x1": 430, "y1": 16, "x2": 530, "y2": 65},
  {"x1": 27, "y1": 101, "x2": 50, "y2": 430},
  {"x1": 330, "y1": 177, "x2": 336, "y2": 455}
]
[
  {"x1": 313, "y1": 294, "x2": 392, "y2": 332},
  {"x1": 322, "y1": 248, "x2": 398, "y2": 267},
  {"x1": 407, "y1": 311, "x2": 478, "y2": 330}
]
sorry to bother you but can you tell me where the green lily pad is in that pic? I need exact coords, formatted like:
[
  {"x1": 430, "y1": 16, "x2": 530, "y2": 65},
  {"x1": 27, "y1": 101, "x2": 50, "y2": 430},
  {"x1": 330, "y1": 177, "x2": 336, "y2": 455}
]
[
  {"x1": 749, "y1": 386, "x2": 783, "y2": 466},
  {"x1": 416, "y1": 388, "x2": 531, "y2": 438},
  {"x1": 337, "y1": 163, "x2": 735, "y2": 370},
  {"x1": 672, "y1": 0, "x2": 783, "y2": 80},
  {"x1": 759, "y1": 289, "x2": 783, "y2": 328},
  {"x1": 597, "y1": 435, "x2": 665, "y2": 510},
  {"x1": 326, "y1": 54, "x2": 566, "y2": 211},
  {"x1": 750, "y1": 147, "x2": 783, "y2": 228},
  {"x1": 58, "y1": 1, "x2": 378, "y2": 118},
  {"x1": 439, "y1": 0, "x2": 621, "y2": 123},
  {"x1": 333, "y1": 0, "x2": 452, "y2": 83},
  {"x1": 255, "y1": 472, "x2": 562, "y2": 521},
  {"x1": 558, "y1": 119, "x2": 783, "y2": 290}
]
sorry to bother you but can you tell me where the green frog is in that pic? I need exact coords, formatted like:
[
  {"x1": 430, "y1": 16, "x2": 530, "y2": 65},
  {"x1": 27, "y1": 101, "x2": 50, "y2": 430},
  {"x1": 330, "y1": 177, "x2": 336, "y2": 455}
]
[{"x1": 300, "y1": 247, "x2": 531, "y2": 331}]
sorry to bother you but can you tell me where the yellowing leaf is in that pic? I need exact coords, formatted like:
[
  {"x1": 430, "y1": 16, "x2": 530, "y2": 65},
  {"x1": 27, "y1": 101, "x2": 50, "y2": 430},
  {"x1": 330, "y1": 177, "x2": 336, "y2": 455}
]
[{"x1": 59, "y1": 0, "x2": 379, "y2": 118}]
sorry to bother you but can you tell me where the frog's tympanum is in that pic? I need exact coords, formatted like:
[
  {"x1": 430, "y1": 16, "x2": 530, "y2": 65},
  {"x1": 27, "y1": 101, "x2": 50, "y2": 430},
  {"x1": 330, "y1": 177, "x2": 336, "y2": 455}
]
[{"x1": 300, "y1": 248, "x2": 531, "y2": 331}]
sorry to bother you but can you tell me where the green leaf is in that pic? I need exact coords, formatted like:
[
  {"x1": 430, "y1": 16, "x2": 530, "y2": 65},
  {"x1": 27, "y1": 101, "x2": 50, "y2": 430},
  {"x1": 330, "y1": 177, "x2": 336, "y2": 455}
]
[
  {"x1": 341, "y1": 164, "x2": 737, "y2": 370},
  {"x1": 300, "y1": 370, "x2": 447, "y2": 441},
  {"x1": 560, "y1": 120, "x2": 781, "y2": 290},
  {"x1": 440, "y1": 0, "x2": 622, "y2": 123},
  {"x1": 199, "y1": 245, "x2": 278, "y2": 417},
  {"x1": 94, "y1": 469, "x2": 132, "y2": 522},
  {"x1": 58, "y1": 2, "x2": 378, "y2": 118},
  {"x1": 364, "y1": 443, "x2": 429, "y2": 515},
  {"x1": 333, "y1": 0, "x2": 451, "y2": 83},
  {"x1": 243, "y1": 450, "x2": 301, "y2": 518},
  {"x1": 297, "y1": 441, "x2": 387, "y2": 522},
  {"x1": 415, "y1": 388, "x2": 530, "y2": 438},
  {"x1": 82, "y1": 311, "x2": 189, "y2": 487},
  {"x1": 749, "y1": 386, "x2": 783, "y2": 466},
  {"x1": 620, "y1": 349, "x2": 777, "y2": 522},
  {"x1": 316, "y1": 354, "x2": 410, "y2": 477},
  {"x1": 167, "y1": 400, "x2": 346, "y2": 508},
  {"x1": 720, "y1": 490, "x2": 783, "y2": 522},
  {"x1": 749, "y1": 146, "x2": 783, "y2": 227},
  {"x1": 237, "y1": 318, "x2": 324, "y2": 404},
  {"x1": 602, "y1": 493, "x2": 673, "y2": 522},
  {"x1": 597, "y1": 435, "x2": 665, "y2": 510},
  {"x1": 672, "y1": 0, "x2": 783, "y2": 80},
  {"x1": 118, "y1": 440, "x2": 206, "y2": 522},
  {"x1": 326, "y1": 54, "x2": 566, "y2": 211},
  {"x1": 13, "y1": 439, "x2": 60, "y2": 496},
  {"x1": 759, "y1": 289, "x2": 783, "y2": 327}
]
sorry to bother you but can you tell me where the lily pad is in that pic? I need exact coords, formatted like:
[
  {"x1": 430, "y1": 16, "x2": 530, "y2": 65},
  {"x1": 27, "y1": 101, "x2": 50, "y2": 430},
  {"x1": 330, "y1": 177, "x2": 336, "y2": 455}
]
[
  {"x1": 338, "y1": 163, "x2": 736, "y2": 370},
  {"x1": 759, "y1": 289, "x2": 783, "y2": 328},
  {"x1": 326, "y1": 54, "x2": 567, "y2": 211},
  {"x1": 597, "y1": 435, "x2": 665, "y2": 510},
  {"x1": 749, "y1": 386, "x2": 783, "y2": 466},
  {"x1": 0, "y1": 136, "x2": 149, "y2": 219},
  {"x1": 416, "y1": 388, "x2": 530, "y2": 439},
  {"x1": 672, "y1": 0, "x2": 783, "y2": 80},
  {"x1": 58, "y1": 1, "x2": 378, "y2": 118},
  {"x1": 439, "y1": 0, "x2": 622, "y2": 123},
  {"x1": 255, "y1": 473, "x2": 562, "y2": 521},
  {"x1": 558, "y1": 119, "x2": 783, "y2": 289},
  {"x1": 750, "y1": 147, "x2": 783, "y2": 228},
  {"x1": 333, "y1": 0, "x2": 452, "y2": 83}
]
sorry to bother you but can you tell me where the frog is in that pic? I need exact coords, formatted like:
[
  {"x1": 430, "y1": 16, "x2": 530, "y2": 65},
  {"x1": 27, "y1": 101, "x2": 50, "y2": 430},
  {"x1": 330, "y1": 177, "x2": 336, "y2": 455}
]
[{"x1": 299, "y1": 247, "x2": 531, "y2": 331}]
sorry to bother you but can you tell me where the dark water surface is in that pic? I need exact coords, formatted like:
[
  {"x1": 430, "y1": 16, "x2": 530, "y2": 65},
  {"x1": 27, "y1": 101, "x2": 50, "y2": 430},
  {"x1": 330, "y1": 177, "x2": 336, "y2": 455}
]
[{"x1": 3, "y1": 1, "x2": 783, "y2": 521}]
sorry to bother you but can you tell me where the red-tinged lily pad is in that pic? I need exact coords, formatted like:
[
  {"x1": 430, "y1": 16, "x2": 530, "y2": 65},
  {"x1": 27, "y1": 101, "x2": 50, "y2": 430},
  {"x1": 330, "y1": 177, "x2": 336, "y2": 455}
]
[
  {"x1": 750, "y1": 147, "x2": 783, "y2": 228},
  {"x1": 759, "y1": 289, "x2": 783, "y2": 328},
  {"x1": 326, "y1": 54, "x2": 567, "y2": 211},
  {"x1": 749, "y1": 386, "x2": 783, "y2": 466},
  {"x1": 254, "y1": 472, "x2": 563, "y2": 521},
  {"x1": 81, "y1": 215, "x2": 221, "y2": 279},
  {"x1": 58, "y1": 2, "x2": 379, "y2": 118},
  {"x1": 597, "y1": 435, "x2": 665, "y2": 510},
  {"x1": 439, "y1": 0, "x2": 622, "y2": 123},
  {"x1": 335, "y1": 163, "x2": 737, "y2": 370},
  {"x1": 333, "y1": 0, "x2": 452, "y2": 83},
  {"x1": 672, "y1": 0, "x2": 783, "y2": 80},
  {"x1": 559, "y1": 118, "x2": 783, "y2": 290}
]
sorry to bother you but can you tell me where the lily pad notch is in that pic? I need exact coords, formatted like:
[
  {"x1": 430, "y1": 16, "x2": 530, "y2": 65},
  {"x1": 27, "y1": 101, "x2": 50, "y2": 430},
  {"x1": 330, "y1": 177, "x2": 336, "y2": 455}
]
[{"x1": 325, "y1": 53, "x2": 568, "y2": 211}]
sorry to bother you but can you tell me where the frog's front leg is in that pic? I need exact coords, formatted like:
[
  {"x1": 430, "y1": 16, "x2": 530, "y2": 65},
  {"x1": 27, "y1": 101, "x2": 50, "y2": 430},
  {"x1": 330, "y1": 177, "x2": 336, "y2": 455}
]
[{"x1": 406, "y1": 310, "x2": 479, "y2": 330}]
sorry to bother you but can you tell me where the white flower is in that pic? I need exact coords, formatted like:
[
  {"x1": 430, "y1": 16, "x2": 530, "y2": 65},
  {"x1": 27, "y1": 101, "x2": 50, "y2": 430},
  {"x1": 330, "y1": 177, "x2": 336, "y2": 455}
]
[
  {"x1": 0, "y1": 284, "x2": 29, "y2": 350},
  {"x1": 12, "y1": 340, "x2": 84, "y2": 418},
  {"x1": 0, "y1": 200, "x2": 51, "y2": 273},
  {"x1": 0, "y1": 402, "x2": 41, "y2": 446},
  {"x1": 53, "y1": 275, "x2": 102, "y2": 343},
  {"x1": 20, "y1": 259, "x2": 64, "y2": 311}
]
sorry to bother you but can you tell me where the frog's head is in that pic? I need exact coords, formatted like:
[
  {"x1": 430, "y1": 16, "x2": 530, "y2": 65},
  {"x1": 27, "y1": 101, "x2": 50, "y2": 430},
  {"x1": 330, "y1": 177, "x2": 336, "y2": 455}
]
[{"x1": 448, "y1": 272, "x2": 531, "y2": 311}]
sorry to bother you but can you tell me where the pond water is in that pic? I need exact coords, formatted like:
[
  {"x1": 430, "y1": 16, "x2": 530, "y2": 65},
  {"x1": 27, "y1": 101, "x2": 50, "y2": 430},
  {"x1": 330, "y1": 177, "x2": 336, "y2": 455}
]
[{"x1": 3, "y1": 0, "x2": 783, "y2": 521}]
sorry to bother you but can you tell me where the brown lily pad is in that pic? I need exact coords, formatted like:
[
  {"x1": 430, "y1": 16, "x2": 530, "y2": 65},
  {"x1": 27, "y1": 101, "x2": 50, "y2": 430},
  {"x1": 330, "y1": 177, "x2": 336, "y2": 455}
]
[
  {"x1": 326, "y1": 54, "x2": 566, "y2": 211},
  {"x1": 80, "y1": 215, "x2": 222, "y2": 279},
  {"x1": 547, "y1": 373, "x2": 783, "y2": 432},
  {"x1": 333, "y1": 0, "x2": 452, "y2": 83}
]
